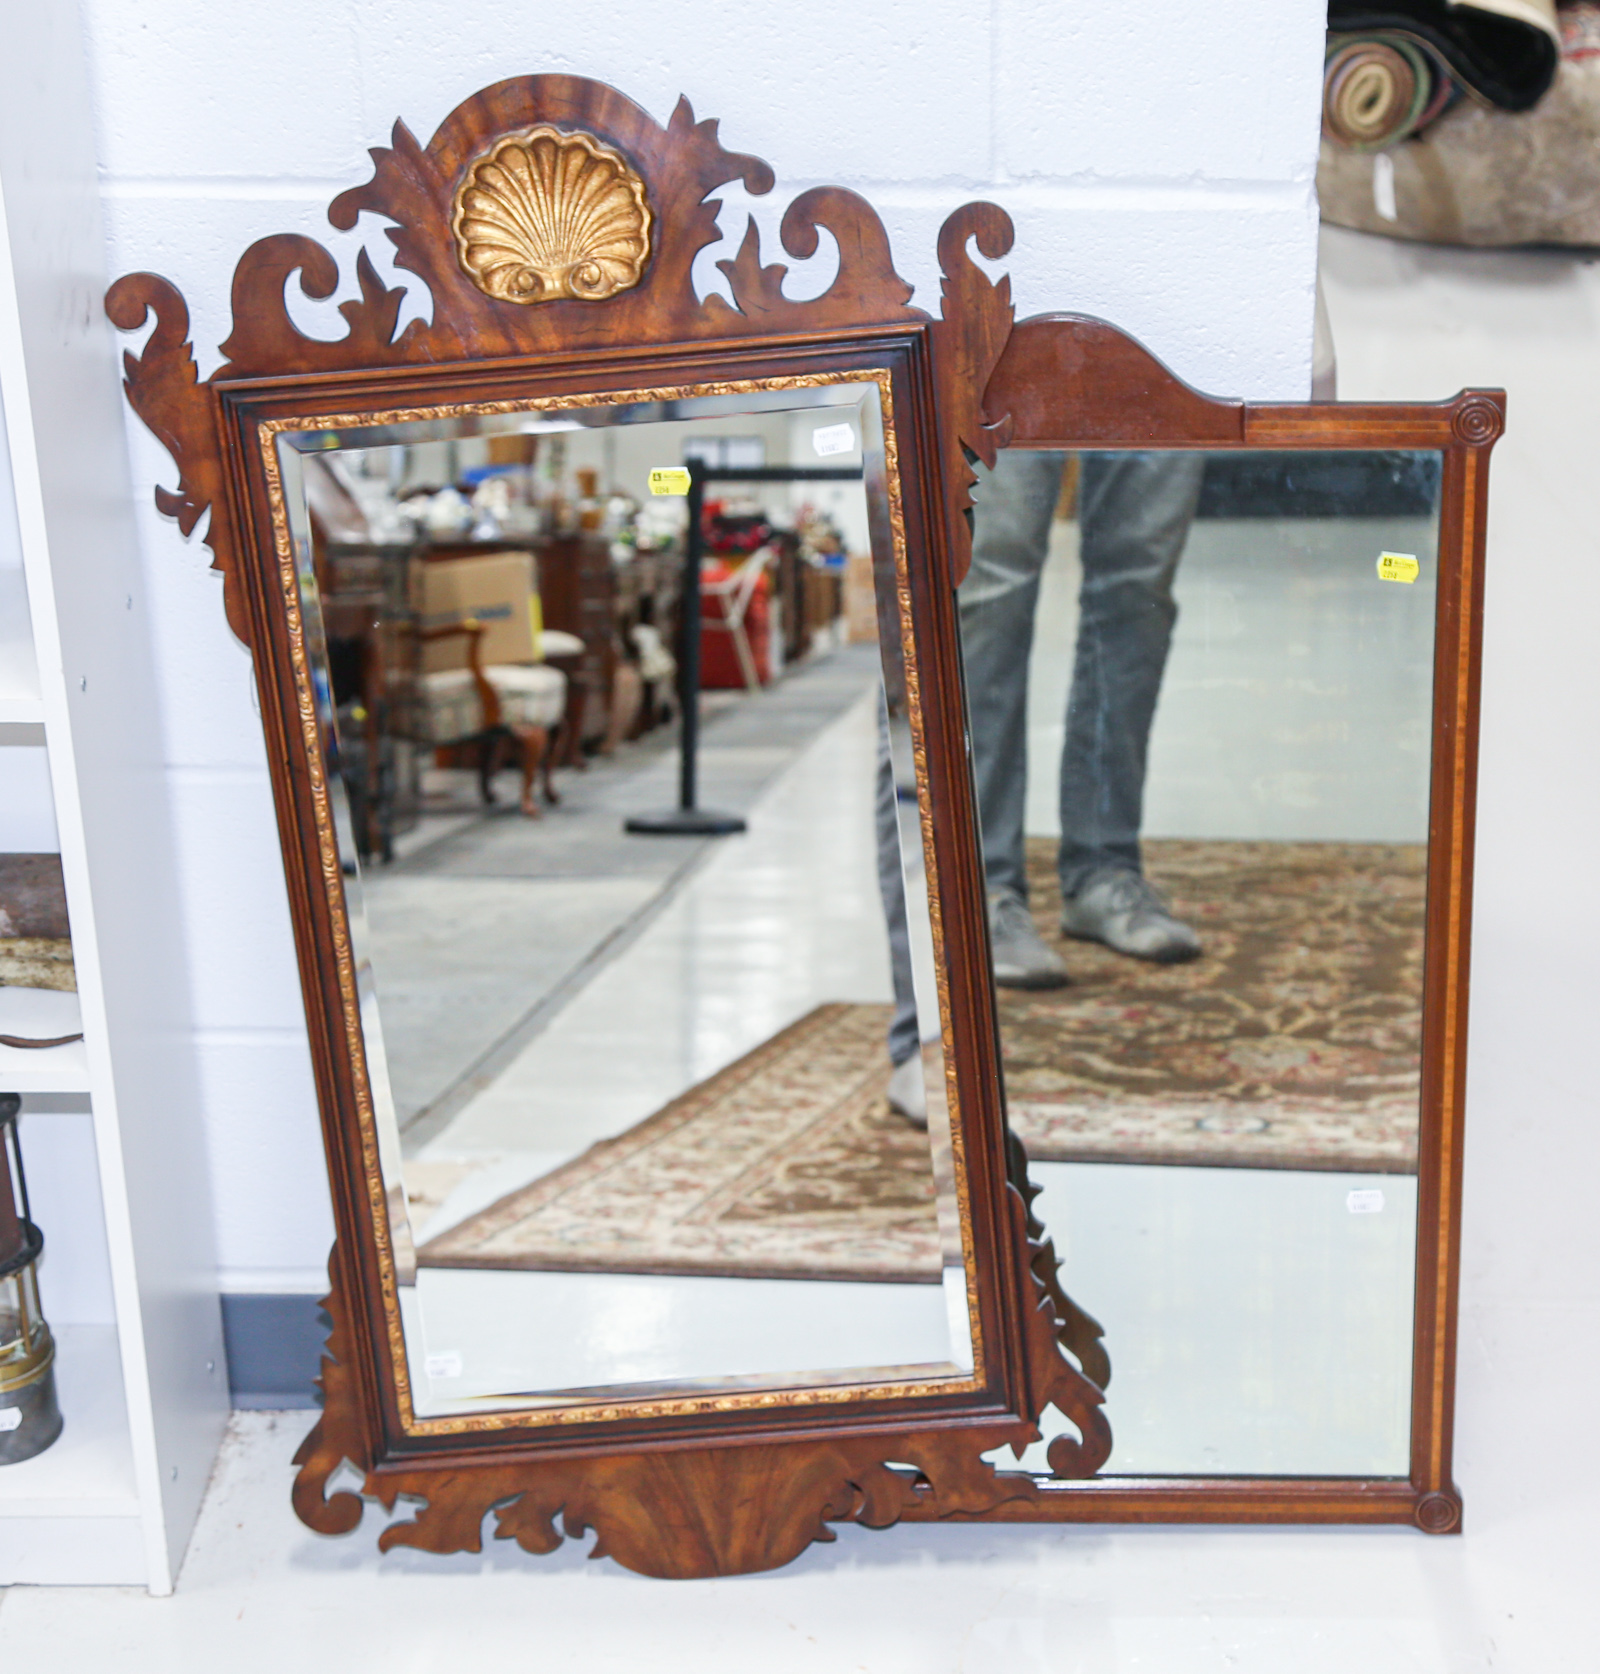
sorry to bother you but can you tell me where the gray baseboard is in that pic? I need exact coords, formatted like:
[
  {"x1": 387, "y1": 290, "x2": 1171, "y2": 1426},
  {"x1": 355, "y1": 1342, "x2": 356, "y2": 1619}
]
[{"x1": 220, "y1": 1294, "x2": 328, "y2": 1409}]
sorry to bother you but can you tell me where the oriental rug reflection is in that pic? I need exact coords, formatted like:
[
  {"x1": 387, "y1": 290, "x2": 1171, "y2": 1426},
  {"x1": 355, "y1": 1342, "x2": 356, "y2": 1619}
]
[
  {"x1": 416, "y1": 1003, "x2": 948, "y2": 1283},
  {"x1": 997, "y1": 837, "x2": 1424, "y2": 1173},
  {"x1": 419, "y1": 838, "x2": 1423, "y2": 1285}
]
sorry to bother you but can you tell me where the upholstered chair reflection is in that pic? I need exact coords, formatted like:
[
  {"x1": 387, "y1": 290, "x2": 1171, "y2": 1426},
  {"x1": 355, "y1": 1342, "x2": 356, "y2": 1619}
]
[{"x1": 410, "y1": 618, "x2": 577, "y2": 816}]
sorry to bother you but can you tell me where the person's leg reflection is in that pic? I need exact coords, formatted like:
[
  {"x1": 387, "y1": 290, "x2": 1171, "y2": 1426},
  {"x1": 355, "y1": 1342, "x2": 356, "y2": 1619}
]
[
  {"x1": 958, "y1": 449, "x2": 1071, "y2": 989},
  {"x1": 877, "y1": 693, "x2": 926, "y2": 1125},
  {"x1": 1058, "y1": 450, "x2": 1204, "y2": 961}
]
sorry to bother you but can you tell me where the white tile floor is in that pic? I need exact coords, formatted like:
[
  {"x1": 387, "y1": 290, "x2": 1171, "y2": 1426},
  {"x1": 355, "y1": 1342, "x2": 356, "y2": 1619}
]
[{"x1": 3, "y1": 227, "x2": 1596, "y2": 1664}]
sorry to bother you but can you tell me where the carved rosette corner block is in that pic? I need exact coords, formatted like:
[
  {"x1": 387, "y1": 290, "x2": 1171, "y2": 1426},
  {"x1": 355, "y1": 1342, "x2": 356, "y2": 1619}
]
[
  {"x1": 1452, "y1": 394, "x2": 1503, "y2": 445},
  {"x1": 1414, "y1": 1490, "x2": 1463, "y2": 1534},
  {"x1": 451, "y1": 125, "x2": 653, "y2": 304}
]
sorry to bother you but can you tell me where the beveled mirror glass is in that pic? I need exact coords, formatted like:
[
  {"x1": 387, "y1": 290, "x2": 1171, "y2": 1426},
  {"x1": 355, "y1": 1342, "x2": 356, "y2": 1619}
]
[{"x1": 273, "y1": 378, "x2": 974, "y2": 1416}]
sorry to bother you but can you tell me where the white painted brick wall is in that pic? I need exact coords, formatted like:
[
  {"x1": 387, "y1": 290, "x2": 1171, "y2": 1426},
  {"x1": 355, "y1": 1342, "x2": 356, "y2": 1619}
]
[{"x1": 80, "y1": 0, "x2": 1328, "y2": 1289}]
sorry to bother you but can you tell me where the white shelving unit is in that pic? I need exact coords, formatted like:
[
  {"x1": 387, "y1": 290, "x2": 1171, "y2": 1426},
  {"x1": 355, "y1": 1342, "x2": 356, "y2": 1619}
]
[{"x1": 0, "y1": 12, "x2": 228, "y2": 1591}]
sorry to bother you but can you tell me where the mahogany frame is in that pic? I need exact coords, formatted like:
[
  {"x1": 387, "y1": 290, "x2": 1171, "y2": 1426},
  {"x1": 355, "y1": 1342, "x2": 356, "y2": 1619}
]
[
  {"x1": 104, "y1": 73, "x2": 1499, "y2": 1573},
  {"x1": 922, "y1": 319, "x2": 1501, "y2": 1538}
]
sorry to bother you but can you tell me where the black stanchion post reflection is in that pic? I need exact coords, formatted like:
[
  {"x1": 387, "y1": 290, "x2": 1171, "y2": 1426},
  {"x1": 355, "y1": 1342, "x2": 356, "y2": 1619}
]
[
  {"x1": 625, "y1": 461, "x2": 864, "y2": 838},
  {"x1": 625, "y1": 457, "x2": 746, "y2": 835}
]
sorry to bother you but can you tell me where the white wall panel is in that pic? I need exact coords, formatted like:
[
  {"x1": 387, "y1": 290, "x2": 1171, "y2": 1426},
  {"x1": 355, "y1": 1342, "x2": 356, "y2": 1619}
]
[
  {"x1": 993, "y1": 0, "x2": 1324, "y2": 183},
  {"x1": 161, "y1": 772, "x2": 306, "y2": 1032},
  {"x1": 190, "y1": 1034, "x2": 332, "y2": 1287}
]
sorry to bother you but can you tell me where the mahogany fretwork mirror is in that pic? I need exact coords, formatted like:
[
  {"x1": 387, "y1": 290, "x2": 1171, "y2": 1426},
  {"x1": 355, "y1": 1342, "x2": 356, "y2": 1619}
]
[{"x1": 107, "y1": 75, "x2": 1497, "y2": 1575}]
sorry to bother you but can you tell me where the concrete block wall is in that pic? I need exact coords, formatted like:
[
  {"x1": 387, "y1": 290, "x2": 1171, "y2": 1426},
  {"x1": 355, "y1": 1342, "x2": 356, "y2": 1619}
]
[{"x1": 79, "y1": 1, "x2": 1328, "y2": 1319}]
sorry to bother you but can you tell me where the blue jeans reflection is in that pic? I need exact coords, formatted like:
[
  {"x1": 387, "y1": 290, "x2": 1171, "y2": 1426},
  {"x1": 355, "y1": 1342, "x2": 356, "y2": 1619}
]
[
  {"x1": 961, "y1": 449, "x2": 1203, "y2": 902},
  {"x1": 880, "y1": 448, "x2": 1203, "y2": 1067}
]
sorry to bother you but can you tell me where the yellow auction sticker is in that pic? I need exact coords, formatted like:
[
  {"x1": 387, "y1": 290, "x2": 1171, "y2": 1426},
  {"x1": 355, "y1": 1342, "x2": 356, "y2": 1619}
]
[
  {"x1": 648, "y1": 467, "x2": 692, "y2": 496},
  {"x1": 1376, "y1": 551, "x2": 1420, "y2": 584}
]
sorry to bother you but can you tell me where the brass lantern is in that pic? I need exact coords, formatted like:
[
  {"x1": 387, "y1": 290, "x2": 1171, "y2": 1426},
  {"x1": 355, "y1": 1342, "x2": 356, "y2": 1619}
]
[{"x1": 0, "y1": 1093, "x2": 61, "y2": 1462}]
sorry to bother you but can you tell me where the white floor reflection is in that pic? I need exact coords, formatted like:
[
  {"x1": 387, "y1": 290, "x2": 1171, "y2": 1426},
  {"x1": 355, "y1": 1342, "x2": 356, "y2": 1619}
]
[{"x1": 394, "y1": 682, "x2": 962, "y2": 1414}]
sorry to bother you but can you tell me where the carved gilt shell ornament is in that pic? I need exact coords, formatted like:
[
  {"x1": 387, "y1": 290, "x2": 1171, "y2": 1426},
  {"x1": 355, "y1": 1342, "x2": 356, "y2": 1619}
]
[{"x1": 451, "y1": 125, "x2": 653, "y2": 304}]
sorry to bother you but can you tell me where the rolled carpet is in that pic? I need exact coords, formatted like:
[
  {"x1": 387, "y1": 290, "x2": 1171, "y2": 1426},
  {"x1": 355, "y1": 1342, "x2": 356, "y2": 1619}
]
[
  {"x1": 1320, "y1": 3, "x2": 1600, "y2": 245},
  {"x1": 1328, "y1": 0, "x2": 1560, "y2": 114},
  {"x1": 1324, "y1": 33, "x2": 1451, "y2": 149}
]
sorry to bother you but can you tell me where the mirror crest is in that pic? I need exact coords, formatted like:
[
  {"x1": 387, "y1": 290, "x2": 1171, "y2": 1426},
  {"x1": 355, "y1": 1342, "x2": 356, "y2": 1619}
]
[{"x1": 450, "y1": 125, "x2": 655, "y2": 305}]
